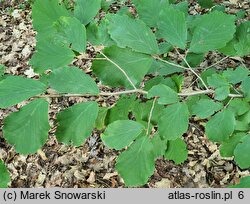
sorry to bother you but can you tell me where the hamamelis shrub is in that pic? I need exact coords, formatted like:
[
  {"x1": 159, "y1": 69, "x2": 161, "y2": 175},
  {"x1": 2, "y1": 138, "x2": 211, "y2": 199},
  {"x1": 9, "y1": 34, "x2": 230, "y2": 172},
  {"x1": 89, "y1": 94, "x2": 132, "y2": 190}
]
[{"x1": 0, "y1": 0, "x2": 250, "y2": 187}]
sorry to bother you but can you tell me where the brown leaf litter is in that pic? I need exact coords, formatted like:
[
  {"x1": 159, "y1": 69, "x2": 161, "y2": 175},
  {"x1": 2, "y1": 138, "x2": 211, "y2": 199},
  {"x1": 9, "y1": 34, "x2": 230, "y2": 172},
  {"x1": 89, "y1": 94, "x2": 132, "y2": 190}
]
[{"x1": 0, "y1": 1, "x2": 250, "y2": 188}]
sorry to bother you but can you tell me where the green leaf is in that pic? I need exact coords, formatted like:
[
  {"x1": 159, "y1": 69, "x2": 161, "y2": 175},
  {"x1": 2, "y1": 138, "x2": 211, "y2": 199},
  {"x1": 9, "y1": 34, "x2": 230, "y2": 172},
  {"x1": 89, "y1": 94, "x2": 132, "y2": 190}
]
[
  {"x1": 214, "y1": 86, "x2": 230, "y2": 101},
  {"x1": 102, "y1": 120, "x2": 144, "y2": 150},
  {"x1": 0, "y1": 76, "x2": 47, "y2": 108},
  {"x1": 107, "y1": 15, "x2": 159, "y2": 54},
  {"x1": 171, "y1": 1, "x2": 188, "y2": 16},
  {"x1": 228, "y1": 99, "x2": 250, "y2": 116},
  {"x1": 236, "y1": 10, "x2": 246, "y2": 20},
  {"x1": 234, "y1": 21, "x2": 250, "y2": 57},
  {"x1": 186, "y1": 95, "x2": 209, "y2": 113},
  {"x1": 116, "y1": 137, "x2": 155, "y2": 186},
  {"x1": 165, "y1": 138, "x2": 188, "y2": 164},
  {"x1": 101, "y1": 0, "x2": 114, "y2": 11},
  {"x1": 236, "y1": 121, "x2": 249, "y2": 132},
  {"x1": 152, "y1": 133, "x2": 167, "y2": 158},
  {"x1": 92, "y1": 46, "x2": 153, "y2": 88},
  {"x1": 74, "y1": 0, "x2": 101, "y2": 25},
  {"x1": 192, "y1": 99, "x2": 223, "y2": 119},
  {"x1": 205, "y1": 109, "x2": 235, "y2": 143},
  {"x1": 200, "y1": 68, "x2": 217, "y2": 87},
  {"x1": 158, "y1": 7, "x2": 187, "y2": 49},
  {"x1": 185, "y1": 53, "x2": 205, "y2": 67},
  {"x1": 87, "y1": 19, "x2": 115, "y2": 47},
  {"x1": 171, "y1": 74, "x2": 184, "y2": 92},
  {"x1": 211, "y1": 5, "x2": 225, "y2": 12},
  {"x1": 229, "y1": 176, "x2": 250, "y2": 188},
  {"x1": 207, "y1": 73, "x2": 229, "y2": 88},
  {"x1": 116, "y1": 6, "x2": 133, "y2": 17},
  {"x1": 148, "y1": 59, "x2": 183, "y2": 76},
  {"x1": 48, "y1": 66, "x2": 99, "y2": 94},
  {"x1": 0, "y1": 160, "x2": 10, "y2": 188},
  {"x1": 132, "y1": 99, "x2": 164, "y2": 125},
  {"x1": 106, "y1": 95, "x2": 136, "y2": 124},
  {"x1": 220, "y1": 133, "x2": 247, "y2": 157},
  {"x1": 32, "y1": 0, "x2": 70, "y2": 32},
  {"x1": 55, "y1": 102, "x2": 99, "y2": 146},
  {"x1": 144, "y1": 76, "x2": 177, "y2": 92},
  {"x1": 190, "y1": 11, "x2": 236, "y2": 53},
  {"x1": 3, "y1": 99, "x2": 50, "y2": 154},
  {"x1": 223, "y1": 67, "x2": 250, "y2": 85},
  {"x1": 158, "y1": 41, "x2": 173, "y2": 54},
  {"x1": 158, "y1": 103, "x2": 189, "y2": 140},
  {"x1": 242, "y1": 77, "x2": 250, "y2": 99},
  {"x1": 95, "y1": 107, "x2": 108, "y2": 130},
  {"x1": 197, "y1": 0, "x2": 214, "y2": 8},
  {"x1": 55, "y1": 102, "x2": 98, "y2": 146},
  {"x1": 147, "y1": 84, "x2": 178, "y2": 105},
  {"x1": 236, "y1": 111, "x2": 250, "y2": 130},
  {"x1": 0, "y1": 64, "x2": 6, "y2": 77},
  {"x1": 30, "y1": 40, "x2": 75, "y2": 73},
  {"x1": 132, "y1": 0, "x2": 169, "y2": 27},
  {"x1": 234, "y1": 135, "x2": 250, "y2": 169},
  {"x1": 235, "y1": 120, "x2": 249, "y2": 131},
  {"x1": 219, "y1": 38, "x2": 238, "y2": 56},
  {"x1": 52, "y1": 16, "x2": 87, "y2": 52}
]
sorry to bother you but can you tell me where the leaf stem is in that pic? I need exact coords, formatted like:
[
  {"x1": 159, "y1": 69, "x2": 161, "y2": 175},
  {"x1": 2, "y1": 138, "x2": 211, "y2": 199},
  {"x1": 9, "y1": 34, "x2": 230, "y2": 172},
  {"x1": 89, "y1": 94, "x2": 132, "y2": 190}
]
[
  {"x1": 175, "y1": 48, "x2": 209, "y2": 90},
  {"x1": 98, "y1": 50, "x2": 137, "y2": 90},
  {"x1": 152, "y1": 55, "x2": 189, "y2": 70},
  {"x1": 146, "y1": 97, "x2": 157, "y2": 137},
  {"x1": 204, "y1": 56, "x2": 228, "y2": 70}
]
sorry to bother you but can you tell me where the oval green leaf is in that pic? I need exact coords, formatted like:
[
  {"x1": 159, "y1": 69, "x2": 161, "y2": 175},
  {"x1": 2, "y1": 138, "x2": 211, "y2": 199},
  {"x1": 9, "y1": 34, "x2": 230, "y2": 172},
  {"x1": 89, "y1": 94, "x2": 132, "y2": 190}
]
[
  {"x1": 147, "y1": 84, "x2": 179, "y2": 105},
  {"x1": 190, "y1": 11, "x2": 236, "y2": 53},
  {"x1": 0, "y1": 76, "x2": 47, "y2": 108},
  {"x1": 0, "y1": 160, "x2": 10, "y2": 188},
  {"x1": 234, "y1": 135, "x2": 250, "y2": 169},
  {"x1": 158, "y1": 102, "x2": 189, "y2": 140},
  {"x1": 115, "y1": 137, "x2": 155, "y2": 186},
  {"x1": 165, "y1": 138, "x2": 188, "y2": 164},
  {"x1": 108, "y1": 14, "x2": 159, "y2": 54},
  {"x1": 55, "y1": 102, "x2": 99, "y2": 146},
  {"x1": 158, "y1": 7, "x2": 187, "y2": 49},
  {"x1": 102, "y1": 120, "x2": 144, "y2": 150},
  {"x1": 92, "y1": 46, "x2": 153, "y2": 89},
  {"x1": 48, "y1": 66, "x2": 99, "y2": 94},
  {"x1": 3, "y1": 99, "x2": 50, "y2": 154},
  {"x1": 205, "y1": 109, "x2": 236, "y2": 143}
]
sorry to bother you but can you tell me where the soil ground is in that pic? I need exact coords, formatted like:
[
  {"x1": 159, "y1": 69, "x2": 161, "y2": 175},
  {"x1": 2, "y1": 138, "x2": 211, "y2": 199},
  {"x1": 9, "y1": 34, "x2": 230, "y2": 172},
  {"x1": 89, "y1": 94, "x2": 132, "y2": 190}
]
[{"x1": 0, "y1": 0, "x2": 250, "y2": 188}]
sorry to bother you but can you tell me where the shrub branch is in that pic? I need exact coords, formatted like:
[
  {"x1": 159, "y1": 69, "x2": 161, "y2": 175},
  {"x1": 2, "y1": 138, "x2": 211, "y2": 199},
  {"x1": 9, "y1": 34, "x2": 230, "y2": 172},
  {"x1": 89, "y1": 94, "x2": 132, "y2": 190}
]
[{"x1": 37, "y1": 89, "x2": 243, "y2": 98}]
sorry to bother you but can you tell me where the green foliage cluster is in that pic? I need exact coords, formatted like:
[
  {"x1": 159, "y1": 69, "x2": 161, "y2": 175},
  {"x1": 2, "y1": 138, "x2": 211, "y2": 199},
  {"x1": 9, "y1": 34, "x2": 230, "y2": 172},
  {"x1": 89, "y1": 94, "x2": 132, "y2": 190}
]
[{"x1": 0, "y1": 0, "x2": 250, "y2": 187}]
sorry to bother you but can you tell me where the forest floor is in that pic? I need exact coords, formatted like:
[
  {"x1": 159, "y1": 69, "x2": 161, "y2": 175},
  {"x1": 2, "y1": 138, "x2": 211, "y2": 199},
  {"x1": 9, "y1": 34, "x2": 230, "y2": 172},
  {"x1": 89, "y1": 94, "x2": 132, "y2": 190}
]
[{"x1": 0, "y1": 0, "x2": 250, "y2": 188}]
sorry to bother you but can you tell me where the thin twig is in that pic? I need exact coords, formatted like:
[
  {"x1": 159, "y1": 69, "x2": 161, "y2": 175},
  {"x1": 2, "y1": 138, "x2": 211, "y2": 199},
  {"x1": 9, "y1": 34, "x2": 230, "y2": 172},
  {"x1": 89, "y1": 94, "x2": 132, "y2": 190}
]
[
  {"x1": 175, "y1": 48, "x2": 209, "y2": 90},
  {"x1": 84, "y1": 57, "x2": 107, "y2": 60},
  {"x1": 37, "y1": 89, "x2": 243, "y2": 98},
  {"x1": 178, "y1": 90, "x2": 213, "y2": 96},
  {"x1": 188, "y1": 56, "x2": 229, "y2": 89},
  {"x1": 224, "y1": 97, "x2": 234, "y2": 109},
  {"x1": 146, "y1": 97, "x2": 157, "y2": 137},
  {"x1": 152, "y1": 55, "x2": 189, "y2": 70},
  {"x1": 205, "y1": 56, "x2": 228, "y2": 70},
  {"x1": 178, "y1": 90, "x2": 243, "y2": 98},
  {"x1": 37, "y1": 89, "x2": 147, "y2": 98},
  {"x1": 98, "y1": 50, "x2": 137, "y2": 90}
]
